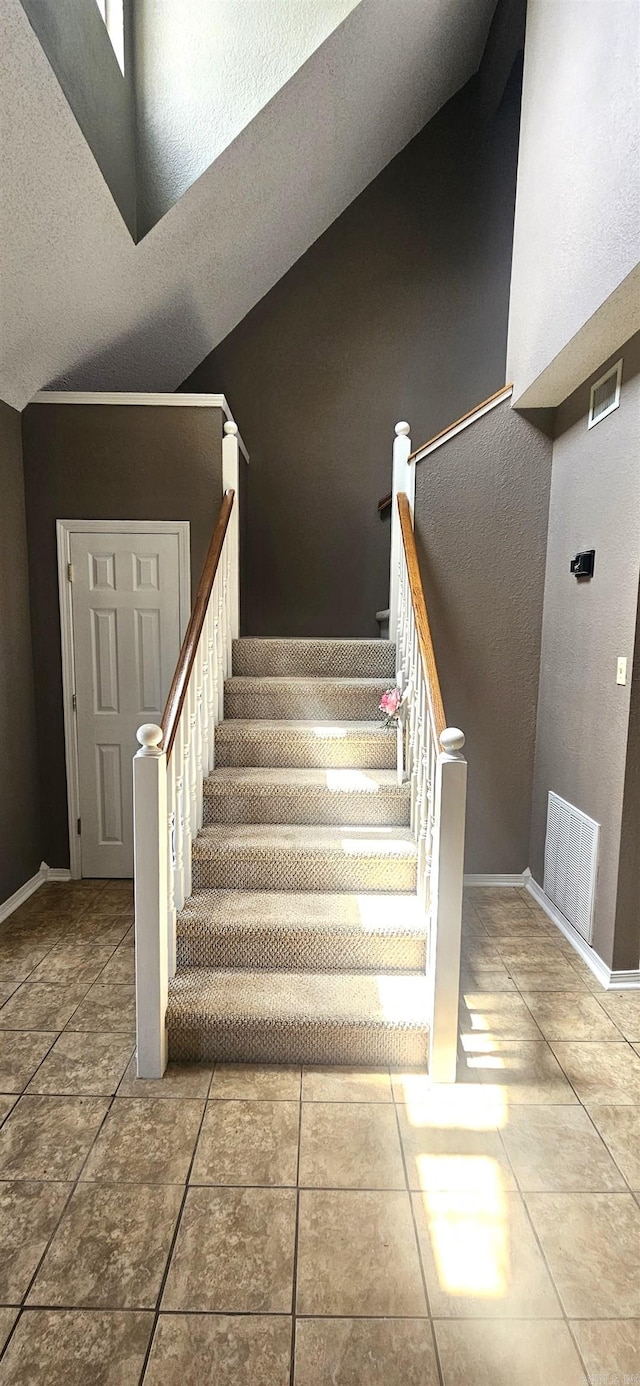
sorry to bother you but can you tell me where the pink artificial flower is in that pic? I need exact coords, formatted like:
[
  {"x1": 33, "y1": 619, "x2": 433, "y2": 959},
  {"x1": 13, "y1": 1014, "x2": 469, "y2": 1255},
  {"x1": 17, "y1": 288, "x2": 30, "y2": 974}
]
[{"x1": 379, "y1": 686, "x2": 402, "y2": 718}]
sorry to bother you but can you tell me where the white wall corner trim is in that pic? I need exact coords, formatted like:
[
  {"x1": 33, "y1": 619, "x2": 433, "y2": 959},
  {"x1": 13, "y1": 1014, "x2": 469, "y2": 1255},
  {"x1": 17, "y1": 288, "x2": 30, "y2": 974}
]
[
  {"x1": 526, "y1": 875, "x2": 640, "y2": 992},
  {"x1": 0, "y1": 862, "x2": 73, "y2": 923},
  {"x1": 30, "y1": 392, "x2": 250, "y2": 462}
]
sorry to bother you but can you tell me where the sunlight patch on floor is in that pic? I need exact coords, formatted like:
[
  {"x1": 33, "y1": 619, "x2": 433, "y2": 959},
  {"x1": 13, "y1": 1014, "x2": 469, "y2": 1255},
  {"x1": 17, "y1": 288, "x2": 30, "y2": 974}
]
[
  {"x1": 423, "y1": 1176, "x2": 509, "y2": 1299},
  {"x1": 399, "y1": 1083, "x2": 508, "y2": 1131}
]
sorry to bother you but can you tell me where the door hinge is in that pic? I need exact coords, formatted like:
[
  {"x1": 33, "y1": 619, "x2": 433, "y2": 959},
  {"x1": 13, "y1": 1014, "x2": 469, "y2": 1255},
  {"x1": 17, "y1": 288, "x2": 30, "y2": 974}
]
[
  {"x1": 67, "y1": 562, "x2": 74, "y2": 582},
  {"x1": 77, "y1": 817, "x2": 81, "y2": 835},
  {"x1": 72, "y1": 692, "x2": 77, "y2": 712}
]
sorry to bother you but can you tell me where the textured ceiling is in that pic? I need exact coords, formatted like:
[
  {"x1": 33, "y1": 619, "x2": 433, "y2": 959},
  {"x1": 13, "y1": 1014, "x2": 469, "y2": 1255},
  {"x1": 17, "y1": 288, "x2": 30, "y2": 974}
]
[{"x1": 1, "y1": 0, "x2": 496, "y2": 411}]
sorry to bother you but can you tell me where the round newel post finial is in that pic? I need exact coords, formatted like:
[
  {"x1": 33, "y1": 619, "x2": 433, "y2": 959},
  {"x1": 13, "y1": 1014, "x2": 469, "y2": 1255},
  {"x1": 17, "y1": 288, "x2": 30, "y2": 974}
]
[
  {"x1": 440, "y1": 727, "x2": 465, "y2": 754},
  {"x1": 395, "y1": 421, "x2": 410, "y2": 437},
  {"x1": 223, "y1": 420, "x2": 238, "y2": 435},
  {"x1": 136, "y1": 724, "x2": 164, "y2": 757}
]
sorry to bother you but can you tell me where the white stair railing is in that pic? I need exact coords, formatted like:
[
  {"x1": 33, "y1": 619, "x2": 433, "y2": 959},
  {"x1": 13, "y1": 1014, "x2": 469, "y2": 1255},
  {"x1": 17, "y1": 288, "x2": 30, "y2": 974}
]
[
  {"x1": 133, "y1": 422, "x2": 240, "y2": 1078},
  {"x1": 388, "y1": 422, "x2": 467, "y2": 1083}
]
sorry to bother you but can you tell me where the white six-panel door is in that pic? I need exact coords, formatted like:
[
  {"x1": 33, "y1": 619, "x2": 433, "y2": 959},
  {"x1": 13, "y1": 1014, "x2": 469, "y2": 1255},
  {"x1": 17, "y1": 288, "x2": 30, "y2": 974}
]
[{"x1": 68, "y1": 529, "x2": 185, "y2": 877}]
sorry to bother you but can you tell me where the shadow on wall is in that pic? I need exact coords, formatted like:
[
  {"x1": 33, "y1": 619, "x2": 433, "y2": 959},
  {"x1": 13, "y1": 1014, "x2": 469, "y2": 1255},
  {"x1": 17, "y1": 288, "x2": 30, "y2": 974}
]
[{"x1": 47, "y1": 294, "x2": 213, "y2": 396}]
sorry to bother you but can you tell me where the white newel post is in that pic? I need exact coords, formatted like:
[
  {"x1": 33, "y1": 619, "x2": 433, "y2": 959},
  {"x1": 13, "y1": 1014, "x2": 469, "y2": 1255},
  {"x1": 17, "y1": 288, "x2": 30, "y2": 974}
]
[
  {"x1": 428, "y1": 728, "x2": 467, "y2": 1084},
  {"x1": 389, "y1": 422, "x2": 414, "y2": 644},
  {"x1": 134, "y1": 724, "x2": 168, "y2": 1078},
  {"x1": 222, "y1": 421, "x2": 240, "y2": 640}
]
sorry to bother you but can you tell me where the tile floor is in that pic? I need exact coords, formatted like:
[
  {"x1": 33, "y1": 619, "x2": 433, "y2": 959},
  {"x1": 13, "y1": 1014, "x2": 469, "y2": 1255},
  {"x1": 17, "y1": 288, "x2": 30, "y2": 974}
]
[{"x1": 0, "y1": 881, "x2": 639, "y2": 1383}]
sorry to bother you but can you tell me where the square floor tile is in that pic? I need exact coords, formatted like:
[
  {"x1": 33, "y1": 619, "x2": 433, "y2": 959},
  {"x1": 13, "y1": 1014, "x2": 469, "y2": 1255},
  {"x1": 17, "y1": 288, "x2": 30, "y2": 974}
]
[
  {"x1": 296, "y1": 1188, "x2": 426, "y2": 1317},
  {"x1": 191, "y1": 1098, "x2": 299, "y2": 1186},
  {"x1": 596, "y1": 991, "x2": 640, "y2": 1041},
  {"x1": 0, "y1": 946, "x2": 55, "y2": 984},
  {"x1": 467, "y1": 1039, "x2": 579, "y2": 1103},
  {"x1": 570, "y1": 1319, "x2": 640, "y2": 1382},
  {"x1": 0, "y1": 1308, "x2": 18, "y2": 1353},
  {"x1": 397, "y1": 1101, "x2": 516, "y2": 1193},
  {"x1": 494, "y1": 941, "x2": 567, "y2": 968},
  {"x1": 301, "y1": 1067, "x2": 391, "y2": 1103},
  {"x1": 117, "y1": 1055, "x2": 212, "y2": 1098},
  {"x1": 526, "y1": 1191, "x2": 640, "y2": 1316},
  {"x1": 588, "y1": 1105, "x2": 640, "y2": 1188},
  {"x1": 0, "y1": 980, "x2": 19, "y2": 1005},
  {"x1": 28, "y1": 1182, "x2": 182, "y2": 1309},
  {"x1": 94, "y1": 947, "x2": 135, "y2": 985},
  {"x1": 0, "y1": 983, "x2": 89, "y2": 1031},
  {"x1": 507, "y1": 964, "x2": 589, "y2": 992},
  {"x1": 64, "y1": 984, "x2": 136, "y2": 1033},
  {"x1": 210, "y1": 1063, "x2": 301, "y2": 1101},
  {"x1": 162, "y1": 1185, "x2": 296, "y2": 1312},
  {"x1": 26, "y1": 1032, "x2": 134, "y2": 1096},
  {"x1": 0, "y1": 1181, "x2": 71, "y2": 1302},
  {"x1": 28, "y1": 948, "x2": 114, "y2": 986},
  {"x1": 81, "y1": 1097, "x2": 205, "y2": 1183},
  {"x1": 498, "y1": 1105, "x2": 626, "y2": 1191},
  {"x1": 520, "y1": 992, "x2": 622, "y2": 1041},
  {"x1": 144, "y1": 1313, "x2": 291, "y2": 1385},
  {"x1": 62, "y1": 918, "x2": 132, "y2": 947},
  {"x1": 433, "y1": 1320, "x2": 587, "y2": 1385},
  {"x1": 458, "y1": 994, "x2": 542, "y2": 1042},
  {"x1": 0, "y1": 1095, "x2": 109, "y2": 1180},
  {"x1": 414, "y1": 1188, "x2": 561, "y2": 1318},
  {"x1": 0, "y1": 1309, "x2": 153, "y2": 1384},
  {"x1": 0, "y1": 1031, "x2": 57, "y2": 1093},
  {"x1": 295, "y1": 1318, "x2": 440, "y2": 1386},
  {"x1": 459, "y1": 968, "x2": 517, "y2": 993},
  {"x1": 550, "y1": 1041, "x2": 640, "y2": 1105},
  {"x1": 299, "y1": 1101, "x2": 404, "y2": 1189}
]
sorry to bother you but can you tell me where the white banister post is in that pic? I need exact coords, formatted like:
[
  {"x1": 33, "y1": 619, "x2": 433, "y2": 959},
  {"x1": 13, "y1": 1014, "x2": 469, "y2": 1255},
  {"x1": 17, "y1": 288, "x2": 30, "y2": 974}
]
[
  {"x1": 428, "y1": 728, "x2": 467, "y2": 1084},
  {"x1": 222, "y1": 421, "x2": 240, "y2": 640},
  {"x1": 389, "y1": 422, "x2": 413, "y2": 645},
  {"x1": 133, "y1": 724, "x2": 168, "y2": 1078}
]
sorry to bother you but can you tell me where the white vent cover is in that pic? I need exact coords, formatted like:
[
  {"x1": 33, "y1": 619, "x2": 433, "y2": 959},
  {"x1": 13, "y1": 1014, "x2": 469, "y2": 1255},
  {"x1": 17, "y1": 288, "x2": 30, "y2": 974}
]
[
  {"x1": 543, "y1": 792, "x2": 599, "y2": 943},
  {"x1": 588, "y1": 359, "x2": 622, "y2": 429}
]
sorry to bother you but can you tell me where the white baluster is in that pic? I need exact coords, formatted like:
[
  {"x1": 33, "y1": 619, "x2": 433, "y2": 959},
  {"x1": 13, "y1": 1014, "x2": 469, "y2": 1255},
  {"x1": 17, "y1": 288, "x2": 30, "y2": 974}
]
[
  {"x1": 389, "y1": 422, "x2": 412, "y2": 644},
  {"x1": 166, "y1": 748, "x2": 177, "y2": 979},
  {"x1": 188, "y1": 681, "x2": 198, "y2": 846},
  {"x1": 181, "y1": 705, "x2": 193, "y2": 900},
  {"x1": 133, "y1": 724, "x2": 168, "y2": 1078},
  {"x1": 428, "y1": 729, "x2": 467, "y2": 1084},
  {"x1": 195, "y1": 639, "x2": 204, "y2": 830},
  {"x1": 222, "y1": 422, "x2": 240, "y2": 640},
  {"x1": 174, "y1": 719, "x2": 186, "y2": 913}
]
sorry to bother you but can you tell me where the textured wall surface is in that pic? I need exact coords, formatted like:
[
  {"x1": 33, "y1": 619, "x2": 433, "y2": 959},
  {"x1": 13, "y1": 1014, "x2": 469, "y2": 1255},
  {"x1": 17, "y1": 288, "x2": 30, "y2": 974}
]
[
  {"x1": 134, "y1": 0, "x2": 360, "y2": 233},
  {"x1": 415, "y1": 401, "x2": 552, "y2": 875},
  {"x1": 0, "y1": 402, "x2": 41, "y2": 898},
  {"x1": 614, "y1": 588, "x2": 640, "y2": 971},
  {"x1": 530, "y1": 334, "x2": 640, "y2": 970},
  {"x1": 19, "y1": 0, "x2": 136, "y2": 235},
  {"x1": 507, "y1": 0, "x2": 640, "y2": 407},
  {"x1": 183, "y1": 68, "x2": 523, "y2": 641},
  {"x1": 21, "y1": 404, "x2": 223, "y2": 869},
  {"x1": 1, "y1": 0, "x2": 494, "y2": 410}
]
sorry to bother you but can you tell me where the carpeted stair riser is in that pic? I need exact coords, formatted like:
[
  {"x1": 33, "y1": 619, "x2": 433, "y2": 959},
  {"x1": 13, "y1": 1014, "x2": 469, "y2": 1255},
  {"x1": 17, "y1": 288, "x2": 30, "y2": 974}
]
[
  {"x1": 169, "y1": 1015, "x2": 428, "y2": 1066},
  {"x1": 202, "y1": 772, "x2": 410, "y2": 827},
  {"x1": 215, "y1": 721, "x2": 396, "y2": 770},
  {"x1": 191, "y1": 829, "x2": 417, "y2": 894},
  {"x1": 232, "y1": 638, "x2": 395, "y2": 678},
  {"x1": 224, "y1": 677, "x2": 389, "y2": 721},
  {"x1": 177, "y1": 922, "x2": 426, "y2": 972}
]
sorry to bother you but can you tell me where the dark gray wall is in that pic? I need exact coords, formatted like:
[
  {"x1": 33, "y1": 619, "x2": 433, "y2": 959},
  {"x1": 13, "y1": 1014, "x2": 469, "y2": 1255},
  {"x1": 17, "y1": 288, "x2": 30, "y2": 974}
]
[
  {"x1": 415, "y1": 401, "x2": 552, "y2": 874},
  {"x1": 21, "y1": 403, "x2": 223, "y2": 869},
  {"x1": 0, "y1": 402, "x2": 41, "y2": 899},
  {"x1": 530, "y1": 334, "x2": 640, "y2": 970},
  {"x1": 19, "y1": 0, "x2": 136, "y2": 236},
  {"x1": 182, "y1": 65, "x2": 523, "y2": 637}
]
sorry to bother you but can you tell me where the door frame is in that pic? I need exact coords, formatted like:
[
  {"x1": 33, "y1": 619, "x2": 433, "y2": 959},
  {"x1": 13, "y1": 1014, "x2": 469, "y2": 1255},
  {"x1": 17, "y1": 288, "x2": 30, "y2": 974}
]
[{"x1": 57, "y1": 519, "x2": 191, "y2": 879}]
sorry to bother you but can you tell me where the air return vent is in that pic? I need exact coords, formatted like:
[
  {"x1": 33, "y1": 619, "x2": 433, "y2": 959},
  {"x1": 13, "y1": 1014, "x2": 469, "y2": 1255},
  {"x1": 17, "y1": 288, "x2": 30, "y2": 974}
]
[
  {"x1": 543, "y1": 792, "x2": 599, "y2": 943},
  {"x1": 588, "y1": 359, "x2": 622, "y2": 429}
]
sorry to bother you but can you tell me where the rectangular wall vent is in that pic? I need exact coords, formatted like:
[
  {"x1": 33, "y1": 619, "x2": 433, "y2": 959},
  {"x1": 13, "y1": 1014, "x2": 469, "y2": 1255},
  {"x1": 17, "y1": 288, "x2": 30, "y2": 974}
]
[
  {"x1": 588, "y1": 359, "x2": 622, "y2": 429},
  {"x1": 543, "y1": 792, "x2": 599, "y2": 943}
]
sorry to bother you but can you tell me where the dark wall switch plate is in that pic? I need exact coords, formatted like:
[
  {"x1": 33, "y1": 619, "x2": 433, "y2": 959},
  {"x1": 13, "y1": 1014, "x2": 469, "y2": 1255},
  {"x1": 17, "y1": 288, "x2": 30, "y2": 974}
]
[{"x1": 570, "y1": 549, "x2": 595, "y2": 579}]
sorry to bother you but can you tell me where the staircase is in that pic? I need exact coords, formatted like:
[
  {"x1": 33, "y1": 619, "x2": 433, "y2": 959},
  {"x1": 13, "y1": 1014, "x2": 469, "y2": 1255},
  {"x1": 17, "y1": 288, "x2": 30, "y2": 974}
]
[{"x1": 166, "y1": 637, "x2": 432, "y2": 1068}]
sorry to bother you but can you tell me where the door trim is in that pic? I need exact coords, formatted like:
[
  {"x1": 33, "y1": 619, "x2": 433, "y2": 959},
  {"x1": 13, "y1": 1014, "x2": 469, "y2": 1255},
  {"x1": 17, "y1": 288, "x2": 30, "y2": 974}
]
[{"x1": 57, "y1": 519, "x2": 191, "y2": 879}]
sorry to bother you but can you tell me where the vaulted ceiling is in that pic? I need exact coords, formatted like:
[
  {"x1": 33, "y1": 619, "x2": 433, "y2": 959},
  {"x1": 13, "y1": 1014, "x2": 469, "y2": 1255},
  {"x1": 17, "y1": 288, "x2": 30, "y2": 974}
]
[{"x1": 1, "y1": 0, "x2": 497, "y2": 411}]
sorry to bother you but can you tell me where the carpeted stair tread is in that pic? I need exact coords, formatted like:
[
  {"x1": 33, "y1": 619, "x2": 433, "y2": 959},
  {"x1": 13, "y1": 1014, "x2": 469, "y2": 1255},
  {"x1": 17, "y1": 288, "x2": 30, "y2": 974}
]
[
  {"x1": 232, "y1": 637, "x2": 395, "y2": 678},
  {"x1": 167, "y1": 968, "x2": 430, "y2": 1065},
  {"x1": 193, "y1": 823, "x2": 417, "y2": 856},
  {"x1": 191, "y1": 824, "x2": 417, "y2": 893},
  {"x1": 214, "y1": 720, "x2": 396, "y2": 770},
  {"x1": 176, "y1": 890, "x2": 427, "y2": 971},
  {"x1": 202, "y1": 767, "x2": 410, "y2": 826},
  {"x1": 224, "y1": 676, "x2": 389, "y2": 721}
]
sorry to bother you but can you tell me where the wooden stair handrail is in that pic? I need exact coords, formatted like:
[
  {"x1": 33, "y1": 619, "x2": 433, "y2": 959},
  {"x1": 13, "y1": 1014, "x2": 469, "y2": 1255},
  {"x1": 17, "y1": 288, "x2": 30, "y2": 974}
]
[
  {"x1": 161, "y1": 488, "x2": 235, "y2": 760},
  {"x1": 397, "y1": 491, "x2": 446, "y2": 743},
  {"x1": 378, "y1": 383, "x2": 514, "y2": 513}
]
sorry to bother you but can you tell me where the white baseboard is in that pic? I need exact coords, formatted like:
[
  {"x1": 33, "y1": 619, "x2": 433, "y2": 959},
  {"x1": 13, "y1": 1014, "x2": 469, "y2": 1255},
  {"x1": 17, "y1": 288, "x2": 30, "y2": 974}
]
[
  {"x1": 464, "y1": 873, "x2": 527, "y2": 887},
  {"x1": 526, "y1": 876, "x2": 640, "y2": 991},
  {"x1": 0, "y1": 862, "x2": 73, "y2": 924}
]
